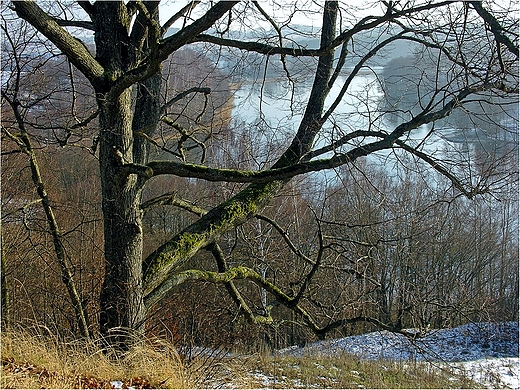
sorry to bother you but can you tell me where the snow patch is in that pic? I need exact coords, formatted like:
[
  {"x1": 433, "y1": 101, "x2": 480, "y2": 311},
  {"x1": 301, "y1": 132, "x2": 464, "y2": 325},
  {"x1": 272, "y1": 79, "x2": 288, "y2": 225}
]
[
  {"x1": 277, "y1": 322, "x2": 518, "y2": 362},
  {"x1": 203, "y1": 322, "x2": 518, "y2": 389},
  {"x1": 452, "y1": 358, "x2": 519, "y2": 389}
]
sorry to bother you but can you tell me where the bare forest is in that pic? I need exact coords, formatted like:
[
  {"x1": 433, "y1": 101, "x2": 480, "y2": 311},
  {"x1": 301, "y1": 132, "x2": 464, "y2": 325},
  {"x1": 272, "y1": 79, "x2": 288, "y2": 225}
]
[{"x1": 1, "y1": 0, "x2": 518, "y2": 355}]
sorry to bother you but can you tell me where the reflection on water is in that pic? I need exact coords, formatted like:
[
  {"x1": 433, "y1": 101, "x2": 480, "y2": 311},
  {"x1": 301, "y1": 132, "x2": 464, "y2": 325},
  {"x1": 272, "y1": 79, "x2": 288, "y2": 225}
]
[
  {"x1": 233, "y1": 73, "x2": 466, "y2": 155},
  {"x1": 232, "y1": 74, "x2": 383, "y2": 130},
  {"x1": 230, "y1": 72, "x2": 518, "y2": 184}
]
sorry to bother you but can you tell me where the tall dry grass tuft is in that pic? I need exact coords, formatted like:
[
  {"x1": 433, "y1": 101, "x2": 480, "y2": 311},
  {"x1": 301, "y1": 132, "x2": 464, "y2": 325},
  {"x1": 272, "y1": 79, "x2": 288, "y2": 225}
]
[{"x1": 1, "y1": 326, "x2": 187, "y2": 389}]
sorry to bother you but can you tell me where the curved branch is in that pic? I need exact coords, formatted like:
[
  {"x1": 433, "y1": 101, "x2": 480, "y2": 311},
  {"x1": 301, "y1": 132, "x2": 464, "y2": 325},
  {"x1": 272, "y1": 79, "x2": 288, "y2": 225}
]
[
  {"x1": 145, "y1": 80, "x2": 477, "y2": 181},
  {"x1": 144, "y1": 263, "x2": 317, "y2": 330},
  {"x1": 54, "y1": 19, "x2": 94, "y2": 30},
  {"x1": 134, "y1": 130, "x2": 182, "y2": 160},
  {"x1": 395, "y1": 140, "x2": 482, "y2": 198},
  {"x1": 146, "y1": 157, "x2": 354, "y2": 182},
  {"x1": 161, "y1": 1, "x2": 201, "y2": 34},
  {"x1": 162, "y1": 87, "x2": 211, "y2": 112},
  {"x1": 314, "y1": 316, "x2": 425, "y2": 338},
  {"x1": 255, "y1": 214, "x2": 314, "y2": 266},
  {"x1": 305, "y1": 130, "x2": 386, "y2": 160},
  {"x1": 144, "y1": 265, "x2": 292, "y2": 310},
  {"x1": 193, "y1": 33, "x2": 324, "y2": 57},
  {"x1": 469, "y1": 1, "x2": 519, "y2": 58},
  {"x1": 158, "y1": 1, "x2": 238, "y2": 56},
  {"x1": 209, "y1": 243, "x2": 274, "y2": 324},
  {"x1": 141, "y1": 193, "x2": 207, "y2": 216},
  {"x1": 137, "y1": 84, "x2": 489, "y2": 222},
  {"x1": 321, "y1": 33, "x2": 408, "y2": 125},
  {"x1": 12, "y1": 1, "x2": 104, "y2": 87}
]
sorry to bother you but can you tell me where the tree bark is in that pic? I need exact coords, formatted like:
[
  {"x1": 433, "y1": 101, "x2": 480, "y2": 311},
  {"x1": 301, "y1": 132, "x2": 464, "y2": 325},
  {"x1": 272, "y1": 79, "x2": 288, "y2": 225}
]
[
  {"x1": 98, "y1": 91, "x2": 147, "y2": 337},
  {"x1": 93, "y1": 2, "x2": 146, "y2": 339},
  {"x1": 143, "y1": 1, "x2": 339, "y2": 307}
]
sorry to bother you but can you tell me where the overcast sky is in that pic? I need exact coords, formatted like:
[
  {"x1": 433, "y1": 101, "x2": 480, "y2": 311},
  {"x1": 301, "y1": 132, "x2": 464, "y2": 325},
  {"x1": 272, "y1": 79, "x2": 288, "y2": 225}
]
[
  {"x1": 158, "y1": 1, "x2": 322, "y2": 26},
  {"x1": 157, "y1": 1, "x2": 377, "y2": 30}
]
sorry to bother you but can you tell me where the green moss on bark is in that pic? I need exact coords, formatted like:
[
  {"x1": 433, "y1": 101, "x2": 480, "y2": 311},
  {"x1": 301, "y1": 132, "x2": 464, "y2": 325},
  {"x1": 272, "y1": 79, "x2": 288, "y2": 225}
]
[{"x1": 142, "y1": 180, "x2": 286, "y2": 299}]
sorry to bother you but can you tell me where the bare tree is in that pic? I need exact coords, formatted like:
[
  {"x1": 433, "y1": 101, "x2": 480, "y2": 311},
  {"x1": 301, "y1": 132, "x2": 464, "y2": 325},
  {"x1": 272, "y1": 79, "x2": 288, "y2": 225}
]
[
  {"x1": 318, "y1": 157, "x2": 518, "y2": 334},
  {"x1": 6, "y1": 1, "x2": 518, "y2": 348},
  {"x1": 1, "y1": 14, "x2": 100, "y2": 337}
]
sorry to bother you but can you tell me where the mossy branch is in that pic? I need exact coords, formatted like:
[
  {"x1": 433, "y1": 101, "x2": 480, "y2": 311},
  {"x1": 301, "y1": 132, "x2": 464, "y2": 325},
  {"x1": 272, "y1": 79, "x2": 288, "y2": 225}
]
[
  {"x1": 144, "y1": 265, "x2": 291, "y2": 310},
  {"x1": 144, "y1": 261, "x2": 417, "y2": 338},
  {"x1": 209, "y1": 242, "x2": 275, "y2": 325},
  {"x1": 141, "y1": 193, "x2": 207, "y2": 216},
  {"x1": 142, "y1": 181, "x2": 286, "y2": 300}
]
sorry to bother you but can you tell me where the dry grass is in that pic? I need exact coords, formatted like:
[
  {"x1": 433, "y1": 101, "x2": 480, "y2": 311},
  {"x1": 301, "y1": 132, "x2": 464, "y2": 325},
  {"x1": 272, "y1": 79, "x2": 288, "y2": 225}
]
[
  {"x1": 190, "y1": 353, "x2": 481, "y2": 389},
  {"x1": 238, "y1": 353, "x2": 481, "y2": 389},
  {"x1": 1, "y1": 327, "x2": 186, "y2": 389},
  {"x1": 1, "y1": 327, "x2": 481, "y2": 389}
]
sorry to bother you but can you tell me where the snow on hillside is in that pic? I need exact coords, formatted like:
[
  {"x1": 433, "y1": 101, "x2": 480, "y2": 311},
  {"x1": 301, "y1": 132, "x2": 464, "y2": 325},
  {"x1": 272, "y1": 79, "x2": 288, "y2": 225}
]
[
  {"x1": 276, "y1": 321, "x2": 519, "y2": 389},
  {"x1": 278, "y1": 322, "x2": 518, "y2": 362}
]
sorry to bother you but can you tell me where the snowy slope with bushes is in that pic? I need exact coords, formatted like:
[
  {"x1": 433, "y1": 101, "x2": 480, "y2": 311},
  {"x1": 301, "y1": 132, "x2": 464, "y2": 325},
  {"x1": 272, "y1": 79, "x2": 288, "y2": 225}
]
[
  {"x1": 278, "y1": 322, "x2": 518, "y2": 362},
  {"x1": 273, "y1": 322, "x2": 519, "y2": 389}
]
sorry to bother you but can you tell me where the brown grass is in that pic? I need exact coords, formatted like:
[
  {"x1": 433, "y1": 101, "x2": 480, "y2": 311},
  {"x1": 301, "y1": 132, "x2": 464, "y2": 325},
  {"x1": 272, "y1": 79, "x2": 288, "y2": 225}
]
[
  {"x1": 1, "y1": 327, "x2": 481, "y2": 389},
  {"x1": 189, "y1": 352, "x2": 481, "y2": 389},
  {"x1": 236, "y1": 353, "x2": 481, "y2": 389},
  {"x1": 1, "y1": 327, "x2": 186, "y2": 389}
]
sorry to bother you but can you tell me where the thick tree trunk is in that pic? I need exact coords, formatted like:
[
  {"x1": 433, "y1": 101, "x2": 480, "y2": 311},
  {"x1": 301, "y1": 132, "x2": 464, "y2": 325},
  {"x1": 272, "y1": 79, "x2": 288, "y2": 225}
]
[
  {"x1": 96, "y1": 47, "x2": 161, "y2": 342},
  {"x1": 91, "y1": 2, "x2": 149, "y2": 342},
  {"x1": 98, "y1": 89, "x2": 147, "y2": 338}
]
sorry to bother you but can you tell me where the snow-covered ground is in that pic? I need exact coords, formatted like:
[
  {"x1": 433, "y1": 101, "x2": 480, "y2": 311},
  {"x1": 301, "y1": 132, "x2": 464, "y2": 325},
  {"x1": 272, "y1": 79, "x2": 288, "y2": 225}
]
[
  {"x1": 276, "y1": 321, "x2": 519, "y2": 389},
  {"x1": 452, "y1": 357, "x2": 519, "y2": 389},
  {"x1": 278, "y1": 322, "x2": 518, "y2": 361}
]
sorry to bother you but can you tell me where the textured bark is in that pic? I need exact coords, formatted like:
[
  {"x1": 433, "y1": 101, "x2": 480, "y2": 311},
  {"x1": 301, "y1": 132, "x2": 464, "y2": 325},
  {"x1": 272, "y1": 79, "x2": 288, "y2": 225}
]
[
  {"x1": 90, "y1": 2, "x2": 145, "y2": 337},
  {"x1": 101, "y1": 9, "x2": 164, "y2": 335},
  {"x1": 98, "y1": 90, "x2": 147, "y2": 336}
]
